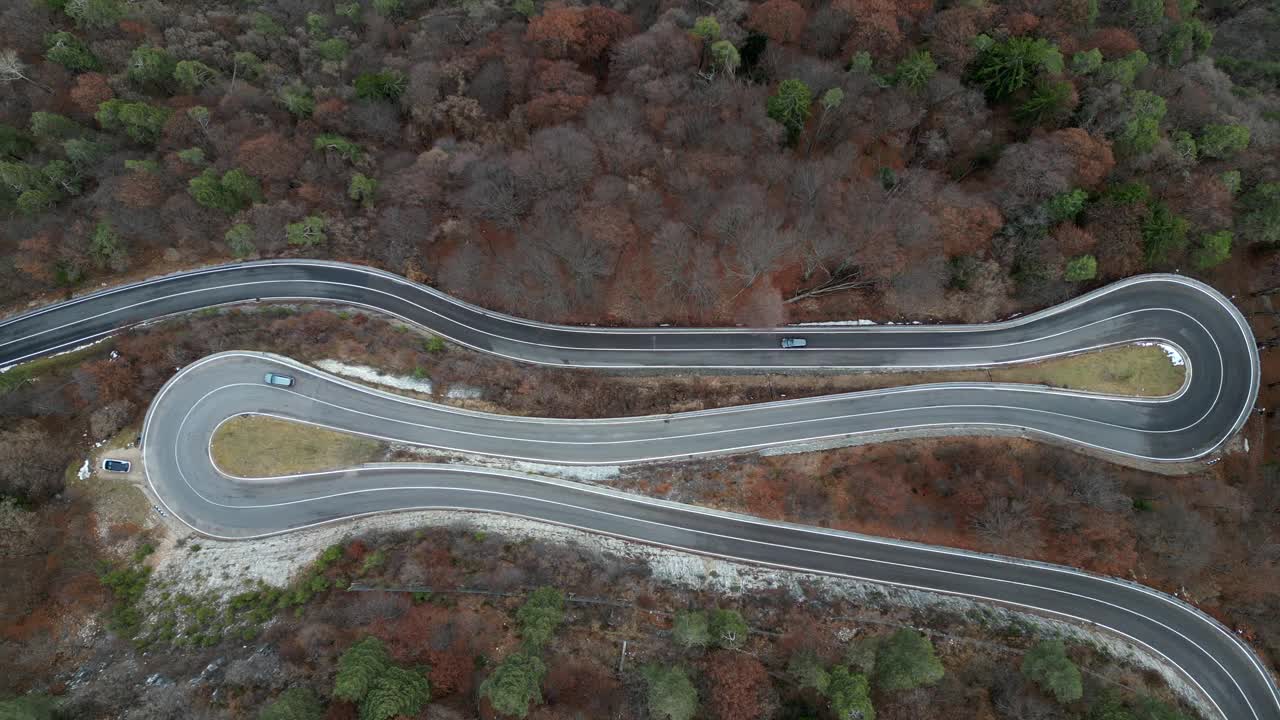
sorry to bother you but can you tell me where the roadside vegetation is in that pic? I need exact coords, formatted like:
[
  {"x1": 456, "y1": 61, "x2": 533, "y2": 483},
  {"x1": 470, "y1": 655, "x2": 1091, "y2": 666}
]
[
  {"x1": 210, "y1": 414, "x2": 386, "y2": 477},
  {"x1": 3, "y1": 0, "x2": 1280, "y2": 710},
  {"x1": 23, "y1": 526, "x2": 1204, "y2": 718},
  {"x1": 3, "y1": 301, "x2": 1273, "y2": 718}
]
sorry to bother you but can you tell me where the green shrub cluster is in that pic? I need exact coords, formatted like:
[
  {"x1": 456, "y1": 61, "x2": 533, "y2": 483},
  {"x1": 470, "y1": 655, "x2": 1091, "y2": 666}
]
[{"x1": 188, "y1": 168, "x2": 263, "y2": 212}]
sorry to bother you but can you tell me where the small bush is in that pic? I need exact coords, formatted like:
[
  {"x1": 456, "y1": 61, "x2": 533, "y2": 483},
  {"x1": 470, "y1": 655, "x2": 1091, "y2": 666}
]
[
  {"x1": 279, "y1": 84, "x2": 315, "y2": 118},
  {"x1": 1021, "y1": 640, "x2": 1083, "y2": 704},
  {"x1": 314, "y1": 134, "x2": 363, "y2": 163},
  {"x1": 225, "y1": 224, "x2": 255, "y2": 258},
  {"x1": 44, "y1": 31, "x2": 99, "y2": 71},
  {"x1": 516, "y1": 586, "x2": 565, "y2": 650},
  {"x1": 481, "y1": 652, "x2": 545, "y2": 718},
  {"x1": 640, "y1": 664, "x2": 697, "y2": 720},
  {"x1": 96, "y1": 100, "x2": 172, "y2": 145},
  {"x1": 1047, "y1": 189, "x2": 1089, "y2": 223},
  {"x1": 354, "y1": 70, "x2": 407, "y2": 101},
  {"x1": 1142, "y1": 202, "x2": 1189, "y2": 264},
  {"x1": 314, "y1": 38, "x2": 349, "y2": 61},
  {"x1": 188, "y1": 168, "x2": 262, "y2": 212},
  {"x1": 286, "y1": 215, "x2": 328, "y2": 247},
  {"x1": 1071, "y1": 48, "x2": 1102, "y2": 75},
  {"x1": 672, "y1": 610, "x2": 710, "y2": 650},
  {"x1": 708, "y1": 608, "x2": 748, "y2": 649},
  {"x1": 971, "y1": 37, "x2": 1063, "y2": 100},
  {"x1": 874, "y1": 629, "x2": 944, "y2": 692},
  {"x1": 173, "y1": 60, "x2": 218, "y2": 93},
  {"x1": 894, "y1": 50, "x2": 936, "y2": 91},
  {"x1": 1197, "y1": 124, "x2": 1250, "y2": 159},
  {"x1": 127, "y1": 45, "x2": 176, "y2": 88},
  {"x1": 1064, "y1": 255, "x2": 1097, "y2": 281},
  {"x1": 1191, "y1": 230, "x2": 1232, "y2": 270}
]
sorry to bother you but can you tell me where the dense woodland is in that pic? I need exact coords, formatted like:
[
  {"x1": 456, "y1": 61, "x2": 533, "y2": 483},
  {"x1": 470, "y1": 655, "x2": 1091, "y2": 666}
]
[
  {"x1": 4, "y1": 0, "x2": 1280, "y2": 716},
  {"x1": 1, "y1": 0, "x2": 1278, "y2": 323}
]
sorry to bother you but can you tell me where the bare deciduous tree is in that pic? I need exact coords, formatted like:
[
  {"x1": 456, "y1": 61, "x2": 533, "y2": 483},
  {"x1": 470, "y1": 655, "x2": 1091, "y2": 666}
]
[
  {"x1": 455, "y1": 158, "x2": 525, "y2": 228},
  {"x1": 651, "y1": 221, "x2": 719, "y2": 315},
  {"x1": 727, "y1": 216, "x2": 795, "y2": 291},
  {"x1": 0, "y1": 49, "x2": 51, "y2": 92},
  {"x1": 1065, "y1": 474, "x2": 1130, "y2": 512},
  {"x1": 972, "y1": 497, "x2": 1043, "y2": 555},
  {"x1": 0, "y1": 422, "x2": 67, "y2": 499}
]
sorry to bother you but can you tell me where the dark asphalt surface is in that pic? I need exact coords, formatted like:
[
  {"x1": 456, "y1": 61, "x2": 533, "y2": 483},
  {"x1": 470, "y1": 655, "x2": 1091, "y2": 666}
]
[
  {"x1": 2, "y1": 260, "x2": 1271, "y2": 718},
  {"x1": 0, "y1": 260, "x2": 1259, "y2": 460},
  {"x1": 144, "y1": 356, "x2": 1273, "y2": 720}
]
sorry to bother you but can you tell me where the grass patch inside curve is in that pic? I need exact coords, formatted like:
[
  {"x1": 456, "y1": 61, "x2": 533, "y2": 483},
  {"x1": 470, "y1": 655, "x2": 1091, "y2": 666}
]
[
  {"x1": 985, "y1": 344, "x2": 1184, "y2": 396},
  {"x1": 211, "y1": 414, "x2": 387, "y2": 478}
]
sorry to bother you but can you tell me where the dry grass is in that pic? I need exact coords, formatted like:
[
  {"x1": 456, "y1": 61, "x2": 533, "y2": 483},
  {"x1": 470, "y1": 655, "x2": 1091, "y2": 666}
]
[
  {"x1": 210, "y1": 414, "x2": 386, "y2": 477},
  {"x1": 68, "y1": 465, "x2": 151, "y2": 528},
  {"x1": 986, "y1": 344, "x2": 1184, "y2": 396},
  {"x1": 67, "y1": 424, "x2": 151, "y2": 529}
]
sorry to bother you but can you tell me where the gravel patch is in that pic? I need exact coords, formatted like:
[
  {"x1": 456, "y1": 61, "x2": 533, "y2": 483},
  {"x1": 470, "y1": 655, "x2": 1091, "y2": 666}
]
[
  {"x1": 393, "y1": 444, "x2": 621, "y2": 482},
  {"x1": 313, "y1": 359, "x2": 435, "y2": 394}
]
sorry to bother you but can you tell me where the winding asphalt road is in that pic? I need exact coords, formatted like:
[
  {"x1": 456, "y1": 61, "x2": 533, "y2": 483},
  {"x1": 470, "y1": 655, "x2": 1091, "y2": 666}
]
[
  {"x1": 0, "y1": 260, "x2": 1261, "y2": 461},
  {"x1": 1, "y1": 260, "x2": 1271, "y2": 718}
]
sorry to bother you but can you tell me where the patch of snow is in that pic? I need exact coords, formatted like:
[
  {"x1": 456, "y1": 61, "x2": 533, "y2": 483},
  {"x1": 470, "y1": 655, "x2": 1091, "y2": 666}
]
[
  {"x1": 445, "y1": 384, "x2": 483, "y2": 400},
  {"x1": 791, "y1": 319, "x2": 878, "y2": 326},
  {"x1": 394, "y1": 445, "x2": 620, "y2": 483},
  {"x1": 313, "y1": 359, "x2": 434, "y2": 394},
  {"x1": 788, "y1": 319, "x2": 927, "y2": 326},
  {"x1": 77, "y1": 460, "x2": 91, "y2": 481},
  {"x1": 0, "y1": 337, "x2": 109, "y2": 374},
  {"x1": 1136, "y1": 341, "x2": 1185, "y2": 367},
  {"x1": 1160, "y1": 344, "x2": 1185, "y2": 367}
]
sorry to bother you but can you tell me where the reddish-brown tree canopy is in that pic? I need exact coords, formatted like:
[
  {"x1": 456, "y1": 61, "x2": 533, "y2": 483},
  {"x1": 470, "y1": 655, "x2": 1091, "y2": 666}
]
[
  {"x1": 747, "y1": 0, "x2": 808, "y2": 44},
  {"x1": 526, "y1": 3, "x2": 632, "y2": 61}
]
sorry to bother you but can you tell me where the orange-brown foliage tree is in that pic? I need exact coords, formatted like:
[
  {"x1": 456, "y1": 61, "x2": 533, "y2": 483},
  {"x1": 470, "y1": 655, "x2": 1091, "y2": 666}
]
[
  {"x1": 1086, "y1": 27, "x2": 1141, "y2": 57},
  {"x1": 579, "y1": 6, "x2": 633, "y2": 60},
  {"x1": 837, "y1": 0, "x2": 905, "y2": 58},
  {"x1": 748, "y1": 0, "x2": 808, "y2": 44},
  {"x1": 706, "y1": 650, "x2": 770, "y2": 720},
  {"x1": 527, "y1": 4, "x2": 630, "y2": 61},
  {"x1": 525, "y1": 93, "x2": 592, "y2": 127},
  {"x1": 69, "y1": 72, "x2": 113, "y2": 115},
  {"x1": 236, "y1": 133, "x2": 307, "y2": 182}
]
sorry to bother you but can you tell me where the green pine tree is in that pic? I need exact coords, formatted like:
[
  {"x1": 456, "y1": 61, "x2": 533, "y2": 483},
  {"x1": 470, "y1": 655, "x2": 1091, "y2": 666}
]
[
  {"x1": 640, "y1": 663, "x2": 697, "y2": 720},
  {"x1": 1021, "y1": 640, "x2": 1083, "y2": 704},
  {"x1": 873, "y1": 629, "x2": 944, "y2": 692},
  {"x1": 516, "y1": 586, "x2": 565, "y2": 651},
  {"x1": 480, "y1": 651, "x2": 546, "y2": 718},
  {"x1": 334, "y1": 636, "x2": 391, "y2": 703}
]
